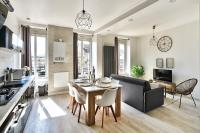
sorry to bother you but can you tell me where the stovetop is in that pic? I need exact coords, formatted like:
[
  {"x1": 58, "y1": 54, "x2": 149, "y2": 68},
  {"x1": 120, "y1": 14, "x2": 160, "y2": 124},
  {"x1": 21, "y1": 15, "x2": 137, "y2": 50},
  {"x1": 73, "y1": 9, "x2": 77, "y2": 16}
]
[{"x1": 0, "y1": 87, "x2": 19, "y2": 106}]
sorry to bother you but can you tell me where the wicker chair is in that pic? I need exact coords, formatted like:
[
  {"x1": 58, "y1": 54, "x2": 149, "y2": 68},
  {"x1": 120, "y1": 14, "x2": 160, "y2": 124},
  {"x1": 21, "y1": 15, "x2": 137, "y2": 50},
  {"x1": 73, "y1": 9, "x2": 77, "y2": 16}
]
[{"x1": 174, "y1": 78, "x2": 198, "y2": 108}]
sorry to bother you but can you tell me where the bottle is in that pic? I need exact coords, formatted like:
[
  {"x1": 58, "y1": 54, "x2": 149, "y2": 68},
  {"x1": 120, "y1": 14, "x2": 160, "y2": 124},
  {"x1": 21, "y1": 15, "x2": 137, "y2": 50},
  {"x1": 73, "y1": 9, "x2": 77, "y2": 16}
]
[
  {"x1": 89, "y1": 71, "x2": 92, "y2": 81},
  {"x1": 92, "y1": 66, "x2": 95, "y2": 82}
]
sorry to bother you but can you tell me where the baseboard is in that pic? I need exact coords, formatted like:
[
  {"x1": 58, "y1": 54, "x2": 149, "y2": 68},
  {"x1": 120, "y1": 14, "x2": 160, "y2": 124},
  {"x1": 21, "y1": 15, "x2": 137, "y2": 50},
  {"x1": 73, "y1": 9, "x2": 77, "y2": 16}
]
[{"x1": 48, "y1": 90, "x2": 69, "y2": 96}]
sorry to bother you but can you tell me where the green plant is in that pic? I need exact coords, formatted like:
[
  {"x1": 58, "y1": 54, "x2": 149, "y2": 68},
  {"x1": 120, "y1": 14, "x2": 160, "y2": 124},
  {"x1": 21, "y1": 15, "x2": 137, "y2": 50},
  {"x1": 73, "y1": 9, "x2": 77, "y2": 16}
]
[{"x1": 131, "y1": 65, "x2": 144, "y2": 78}]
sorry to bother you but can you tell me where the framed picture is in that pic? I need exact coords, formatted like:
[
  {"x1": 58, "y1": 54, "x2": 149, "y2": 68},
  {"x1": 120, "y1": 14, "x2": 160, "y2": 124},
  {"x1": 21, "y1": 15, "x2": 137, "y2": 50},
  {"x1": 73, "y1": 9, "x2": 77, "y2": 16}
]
[
  {"x1": 166, "y1": 58, "x2": 174, "y2": 68},
  {"x1": 156, "y1": 58, "x2": 163, "y2": 68}
]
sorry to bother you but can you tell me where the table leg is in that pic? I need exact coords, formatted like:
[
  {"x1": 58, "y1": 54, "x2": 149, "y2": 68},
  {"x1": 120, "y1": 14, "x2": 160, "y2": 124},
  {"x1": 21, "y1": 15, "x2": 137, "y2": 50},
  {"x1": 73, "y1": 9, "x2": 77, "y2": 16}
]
[
  {"x1": 164, "y1": 87, "x2": 166, "y2": 98},
  {"x1": 85, "y1": 92, "x2": 95, "y2": 126},
  {"x1": 115, "y1": 87, "x2": 121, "y2": 117}
]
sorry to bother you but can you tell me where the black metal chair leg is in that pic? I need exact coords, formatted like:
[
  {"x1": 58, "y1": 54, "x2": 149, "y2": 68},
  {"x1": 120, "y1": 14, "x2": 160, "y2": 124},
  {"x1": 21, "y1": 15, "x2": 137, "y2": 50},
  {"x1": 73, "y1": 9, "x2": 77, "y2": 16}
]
[
  {"x1": 73, "y1": 103, "x2": 78, "y2": 115},
  {"x1": 83, "y1": 104, "x2": 86, "y2": 110},
  {"x1": 110, "y1": 105, "x2": 117, "y2": 122},
  {"x1": 95, "y1": 106, "x2": 99, "y2": 115},
  {"x1": 191, "y1": 94, "x2": 196, "y2": 107},
  {"x1": 179, "y1": 94, "x2": 182, "y2": 108},
  {"x1": 78, "y1": 104, "x2": 82, "y2": 123}
]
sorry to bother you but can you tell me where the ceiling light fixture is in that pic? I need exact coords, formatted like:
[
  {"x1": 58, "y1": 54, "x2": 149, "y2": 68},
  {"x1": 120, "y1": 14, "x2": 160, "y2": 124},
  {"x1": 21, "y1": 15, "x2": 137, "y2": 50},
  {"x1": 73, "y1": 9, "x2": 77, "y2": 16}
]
[
  {"x1": 75, "y1": 0, "x2": 92, "y2": 30},
  {"x1": 149, "y1": 25, "x2": 158, "y2": 46}
]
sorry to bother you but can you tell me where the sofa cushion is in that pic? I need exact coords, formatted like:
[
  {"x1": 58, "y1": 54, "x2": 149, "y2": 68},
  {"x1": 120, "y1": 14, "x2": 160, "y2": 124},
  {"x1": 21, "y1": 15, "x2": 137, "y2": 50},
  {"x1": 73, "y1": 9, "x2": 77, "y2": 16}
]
[{"x1": 111, "y1": 74, "x2": 151, "y2": 92}]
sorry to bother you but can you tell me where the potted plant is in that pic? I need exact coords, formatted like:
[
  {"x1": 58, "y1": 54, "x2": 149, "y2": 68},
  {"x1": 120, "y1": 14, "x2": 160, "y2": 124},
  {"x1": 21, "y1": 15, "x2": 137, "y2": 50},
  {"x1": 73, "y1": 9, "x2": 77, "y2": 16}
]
[{"x1": 131, "y1": 65, "x2": 144, "y2": 78}]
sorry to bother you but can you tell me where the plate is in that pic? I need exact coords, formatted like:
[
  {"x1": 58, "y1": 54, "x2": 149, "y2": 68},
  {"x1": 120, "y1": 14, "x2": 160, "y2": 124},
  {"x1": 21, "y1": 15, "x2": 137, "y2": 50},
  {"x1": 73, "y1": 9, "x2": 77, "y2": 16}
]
[
  {"x1": 79, "y1": 83, "x2": 92, "y2": 87},
  {"x1": 101, "y1": 78, "x2": 111, "y2": 84},
  {"x1": 95, "y1": 83, "x2": 111, "y2": 88}
]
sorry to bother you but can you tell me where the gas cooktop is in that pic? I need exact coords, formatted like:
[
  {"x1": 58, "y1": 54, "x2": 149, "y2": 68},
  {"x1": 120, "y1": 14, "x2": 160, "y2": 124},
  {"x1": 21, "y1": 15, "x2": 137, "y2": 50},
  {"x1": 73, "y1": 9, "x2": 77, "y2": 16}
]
[{"x1": 0, "y1": 87, "x2": 19, "y2": 106}]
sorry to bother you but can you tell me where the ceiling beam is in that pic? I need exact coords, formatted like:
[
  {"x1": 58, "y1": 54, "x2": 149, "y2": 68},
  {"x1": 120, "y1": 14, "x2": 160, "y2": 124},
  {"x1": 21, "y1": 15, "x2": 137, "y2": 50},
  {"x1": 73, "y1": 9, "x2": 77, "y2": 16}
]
[{"x1": 94, "y1": 0, "x2": 158, "y2": 34}]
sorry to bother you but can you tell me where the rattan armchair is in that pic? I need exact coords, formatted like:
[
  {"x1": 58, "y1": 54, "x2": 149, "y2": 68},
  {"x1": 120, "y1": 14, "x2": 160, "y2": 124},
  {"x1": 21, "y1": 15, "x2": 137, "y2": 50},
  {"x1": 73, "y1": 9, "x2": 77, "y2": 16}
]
[{"x1": 174, "y1": 78, "x2": 198, "y2": 108}]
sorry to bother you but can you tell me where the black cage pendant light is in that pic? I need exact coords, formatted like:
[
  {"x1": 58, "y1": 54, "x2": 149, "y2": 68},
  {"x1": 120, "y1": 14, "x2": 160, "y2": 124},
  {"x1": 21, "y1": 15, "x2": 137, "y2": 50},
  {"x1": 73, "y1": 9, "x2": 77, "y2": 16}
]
[
  {"x1": 75, "y1": 0, "x2": 92, "y2": 30},
  {"x1": 149, "y1": 25, "x2": 158, "y2": 46}
]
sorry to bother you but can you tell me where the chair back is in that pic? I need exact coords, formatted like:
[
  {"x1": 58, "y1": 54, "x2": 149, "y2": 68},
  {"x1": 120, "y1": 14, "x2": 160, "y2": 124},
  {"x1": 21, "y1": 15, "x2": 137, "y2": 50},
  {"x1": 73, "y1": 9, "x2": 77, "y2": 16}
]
[
  {"x1": 176, "y1": 78, "x2": 198, "y2": 94},
  {"x1": 72, "y1": 86, "x2": 85, "y2": 104},
  {"x1": 68, "y1": 83, "x2": 75, "y2": 97},
  {"x1": 100, "y1": 88, "x2": 118, "y2": 106}
]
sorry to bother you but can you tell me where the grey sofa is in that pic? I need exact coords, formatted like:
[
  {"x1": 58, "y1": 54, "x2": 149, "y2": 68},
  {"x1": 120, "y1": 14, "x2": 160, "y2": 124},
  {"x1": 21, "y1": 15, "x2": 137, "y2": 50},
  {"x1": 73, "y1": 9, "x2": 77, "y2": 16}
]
[{"x1": 111, "y1": 74, "x2": 164, "y2": 112}]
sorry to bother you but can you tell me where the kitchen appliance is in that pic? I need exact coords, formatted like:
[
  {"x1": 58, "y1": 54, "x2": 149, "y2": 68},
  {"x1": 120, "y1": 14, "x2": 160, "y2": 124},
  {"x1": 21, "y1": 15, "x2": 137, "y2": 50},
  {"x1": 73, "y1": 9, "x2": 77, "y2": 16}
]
[
  {"x1": 12, "y1": 69, "x2": 24, "y2": 80},
  {"x1": 153, "y1": 69, "x2": 172, "y2": 82},
  {"x1": 0, "y1": 87, "x2": 19, "y2": 105}
]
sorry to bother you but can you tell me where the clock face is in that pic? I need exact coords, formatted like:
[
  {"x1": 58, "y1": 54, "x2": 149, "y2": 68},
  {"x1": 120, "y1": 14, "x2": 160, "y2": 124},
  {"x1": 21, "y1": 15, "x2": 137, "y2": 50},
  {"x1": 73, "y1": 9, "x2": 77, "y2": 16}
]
[{"x1": 157, "y1": 36, "x2": 172, "y2": 52}]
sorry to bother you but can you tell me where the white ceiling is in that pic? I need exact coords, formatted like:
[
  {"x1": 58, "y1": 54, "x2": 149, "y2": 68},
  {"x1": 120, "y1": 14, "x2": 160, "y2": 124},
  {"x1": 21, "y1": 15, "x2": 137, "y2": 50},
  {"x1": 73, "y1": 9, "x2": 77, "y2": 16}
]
[
  {"x1": 9, "y1": 0, "x2": 199, "y2": 36},
  {"x1": 10, "y1": 0, "x2": 144, "y2": 30},
  {"x1": 100, "y1": 0, "x2": 199, "y2": 36}
]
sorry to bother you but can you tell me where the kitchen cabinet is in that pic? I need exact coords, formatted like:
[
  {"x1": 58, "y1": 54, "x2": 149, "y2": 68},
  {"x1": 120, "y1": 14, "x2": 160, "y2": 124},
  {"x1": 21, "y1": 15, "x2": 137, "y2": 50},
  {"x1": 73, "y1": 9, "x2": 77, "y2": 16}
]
[{"x1": 0, "y1": 26, "x2": 13, "y2": 49}]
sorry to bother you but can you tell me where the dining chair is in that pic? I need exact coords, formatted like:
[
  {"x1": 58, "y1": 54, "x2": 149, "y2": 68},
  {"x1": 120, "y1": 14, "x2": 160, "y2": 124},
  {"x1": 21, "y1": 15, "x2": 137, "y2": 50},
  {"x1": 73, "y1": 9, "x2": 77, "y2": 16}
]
[
  {"x1": 95, "y1": 88, "x2": 118, "y2": 128},
  {"x1": 67, "y1": 83, "x2": 76, "y2": 113},
  {"x1": 72, "y1": 86, "x2": 86, "y2": 123}
]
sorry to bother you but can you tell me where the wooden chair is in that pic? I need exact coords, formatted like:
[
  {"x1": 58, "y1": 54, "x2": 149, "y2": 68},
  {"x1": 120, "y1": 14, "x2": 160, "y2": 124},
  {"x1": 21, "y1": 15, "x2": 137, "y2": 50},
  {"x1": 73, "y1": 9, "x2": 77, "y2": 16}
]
[
  {"x1": 95, "y1": 88, "x2": 118, "y2": 128},
  {"x1": 175, "y1": 78, "x2": 198, "y2": 108},
  {"x1": 72, "y1": 86, "x2": 86, "y2": 123}
]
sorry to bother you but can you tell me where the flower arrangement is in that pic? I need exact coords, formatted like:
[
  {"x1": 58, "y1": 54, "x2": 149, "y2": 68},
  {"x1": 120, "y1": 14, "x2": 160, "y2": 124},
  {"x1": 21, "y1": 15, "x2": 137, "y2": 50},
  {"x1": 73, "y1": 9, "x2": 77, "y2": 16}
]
[{"x1": 24, "y1": 66, "x2": 31, "y2": 76}]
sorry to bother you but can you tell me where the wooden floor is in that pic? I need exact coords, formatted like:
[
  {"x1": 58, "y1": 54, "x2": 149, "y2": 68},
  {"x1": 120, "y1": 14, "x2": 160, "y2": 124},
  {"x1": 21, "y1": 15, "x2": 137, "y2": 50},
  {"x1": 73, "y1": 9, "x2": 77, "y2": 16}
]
[{"x1": 24, "y1": 94, "x2": 200, "y2": 133}]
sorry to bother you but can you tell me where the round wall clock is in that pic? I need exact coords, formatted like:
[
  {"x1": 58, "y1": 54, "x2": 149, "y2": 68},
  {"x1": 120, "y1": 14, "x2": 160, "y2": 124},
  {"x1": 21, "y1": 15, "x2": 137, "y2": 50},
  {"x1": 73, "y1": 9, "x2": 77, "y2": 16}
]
[{"x1": 157, "y1": 36, "x2": 172, "y2": 52}]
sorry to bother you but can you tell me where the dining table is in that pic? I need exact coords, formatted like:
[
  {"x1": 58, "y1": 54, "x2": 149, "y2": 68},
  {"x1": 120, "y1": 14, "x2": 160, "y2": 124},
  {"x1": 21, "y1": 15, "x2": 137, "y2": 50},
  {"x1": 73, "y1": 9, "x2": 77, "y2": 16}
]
[{"x1": 72, "y1": 79, "x2": 122, "y2": 126}]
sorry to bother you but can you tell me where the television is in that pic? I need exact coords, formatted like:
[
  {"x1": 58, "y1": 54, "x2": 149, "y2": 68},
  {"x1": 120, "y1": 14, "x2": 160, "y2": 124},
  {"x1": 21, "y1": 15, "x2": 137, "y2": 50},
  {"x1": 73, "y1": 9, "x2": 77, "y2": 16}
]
[{"x1": 153, "y1": 69, "x2": 172, "y2": 82}]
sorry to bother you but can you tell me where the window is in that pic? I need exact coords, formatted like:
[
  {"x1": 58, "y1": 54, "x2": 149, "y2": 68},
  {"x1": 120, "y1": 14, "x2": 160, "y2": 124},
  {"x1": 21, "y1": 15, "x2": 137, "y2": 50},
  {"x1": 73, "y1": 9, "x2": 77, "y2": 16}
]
[
  {"x1": 31, "y1": 35, "x2": 47, "y2": 77},
  {"x1": 119, "y1": 43, "x2": 126, "y2": 74},
  {"x1": 118, "y1": 39, "x2": 130, "y2": 75},
  {"x1": 78, "y1": 37, "x2": 92, "y2": 77}
]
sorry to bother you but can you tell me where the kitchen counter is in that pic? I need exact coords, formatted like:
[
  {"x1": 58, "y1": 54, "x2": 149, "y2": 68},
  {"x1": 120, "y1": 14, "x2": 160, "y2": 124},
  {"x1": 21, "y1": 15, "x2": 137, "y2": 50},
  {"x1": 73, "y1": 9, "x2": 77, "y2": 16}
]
[{"x1": 0, "y1": 76, "x2": 35, "y2": 127}]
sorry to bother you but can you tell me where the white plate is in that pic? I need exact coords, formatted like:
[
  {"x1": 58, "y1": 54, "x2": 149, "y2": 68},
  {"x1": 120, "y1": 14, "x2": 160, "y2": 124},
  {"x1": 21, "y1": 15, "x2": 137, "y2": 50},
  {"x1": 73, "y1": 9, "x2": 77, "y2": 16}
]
[
  {"x1": 101, "y1": 78, "x2": 111, "y2": 84},
  {"x1": 95, "y1": 83, "x2": 111, "y2": 88},
  {"x1": 79, "y1": 83, "x2": 92, "y2": 87}
]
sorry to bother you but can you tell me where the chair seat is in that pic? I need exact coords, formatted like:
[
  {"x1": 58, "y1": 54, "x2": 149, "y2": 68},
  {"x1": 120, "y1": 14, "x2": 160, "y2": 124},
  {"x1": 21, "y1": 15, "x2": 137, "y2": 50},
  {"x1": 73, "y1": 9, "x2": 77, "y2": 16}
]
[
  {"x1": 96, "y1": 99, "x2": 109, "y2": 107},
  {"x1": 78, "y1": 95, "x2": 86, "y2": 104}
]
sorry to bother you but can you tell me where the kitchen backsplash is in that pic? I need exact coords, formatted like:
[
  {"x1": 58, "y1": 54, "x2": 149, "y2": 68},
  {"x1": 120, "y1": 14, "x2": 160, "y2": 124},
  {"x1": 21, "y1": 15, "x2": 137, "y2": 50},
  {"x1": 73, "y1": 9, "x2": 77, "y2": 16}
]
[{"x1": 0, "y1": 50, "x2": 21, "y2": 77}]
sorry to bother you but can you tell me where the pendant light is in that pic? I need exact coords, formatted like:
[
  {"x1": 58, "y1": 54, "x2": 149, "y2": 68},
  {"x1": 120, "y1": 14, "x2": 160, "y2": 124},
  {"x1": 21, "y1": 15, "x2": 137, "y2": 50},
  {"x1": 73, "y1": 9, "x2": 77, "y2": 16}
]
[
  {"x1": 75, "y1": 0, "x2": 92, "y2": 30},
  {"x1": 149, "y1": 25, "x2": 158, "y2": 46}
]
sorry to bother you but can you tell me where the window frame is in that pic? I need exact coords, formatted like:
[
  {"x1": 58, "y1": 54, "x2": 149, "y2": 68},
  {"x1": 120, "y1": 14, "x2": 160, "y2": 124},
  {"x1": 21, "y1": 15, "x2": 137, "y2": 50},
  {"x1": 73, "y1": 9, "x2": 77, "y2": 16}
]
[
  {"x1": 78, "y1": 35, "x2": 93, "y2": 77},
  {"x1": 118, "y1": 39, "x2": 127, "y2": 75},
  {"x1": 31, "y1": 34, "x2": 48, "y2": 77}
]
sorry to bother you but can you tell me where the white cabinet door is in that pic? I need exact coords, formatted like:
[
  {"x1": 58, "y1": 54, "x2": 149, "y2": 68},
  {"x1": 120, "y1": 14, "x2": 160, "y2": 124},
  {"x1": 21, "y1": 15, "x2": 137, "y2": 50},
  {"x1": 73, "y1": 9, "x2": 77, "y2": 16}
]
[{"x1": 53, "y1": 42, "x2": 66, "y2": 62}]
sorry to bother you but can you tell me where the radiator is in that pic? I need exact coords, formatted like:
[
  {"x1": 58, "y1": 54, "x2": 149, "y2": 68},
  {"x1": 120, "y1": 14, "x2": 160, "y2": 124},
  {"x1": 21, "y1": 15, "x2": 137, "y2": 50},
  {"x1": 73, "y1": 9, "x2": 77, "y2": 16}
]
[{"x1": 53, "y1": 72, "x2": 69, "y2": 88}]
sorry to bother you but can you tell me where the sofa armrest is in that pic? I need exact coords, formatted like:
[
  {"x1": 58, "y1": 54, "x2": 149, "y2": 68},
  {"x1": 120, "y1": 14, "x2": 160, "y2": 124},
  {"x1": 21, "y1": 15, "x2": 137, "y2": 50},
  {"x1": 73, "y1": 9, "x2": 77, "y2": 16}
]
[{"x1": 144, "y1": 87, "x2": 164, "y2": 112}]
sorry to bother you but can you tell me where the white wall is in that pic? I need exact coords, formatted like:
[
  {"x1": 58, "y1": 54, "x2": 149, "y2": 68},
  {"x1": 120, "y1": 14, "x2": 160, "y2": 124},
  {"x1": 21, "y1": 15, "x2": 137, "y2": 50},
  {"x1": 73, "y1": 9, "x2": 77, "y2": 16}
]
[
  {"x1": 135, "y1": 21, "x2": 200, "y2": 99},
  {"x1": 47, "y1": 25, "x2": 73, "y2": 95},
  {"x1": 0, "y1": 12, "x2": 21, "y2": 77}
]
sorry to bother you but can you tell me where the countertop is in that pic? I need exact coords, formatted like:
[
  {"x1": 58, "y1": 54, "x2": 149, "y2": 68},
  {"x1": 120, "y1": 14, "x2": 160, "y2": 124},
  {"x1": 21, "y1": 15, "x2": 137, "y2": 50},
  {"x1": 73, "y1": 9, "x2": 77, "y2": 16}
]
[{"x1": 0, "y1": 76, "x2": 35, "y2": 127}]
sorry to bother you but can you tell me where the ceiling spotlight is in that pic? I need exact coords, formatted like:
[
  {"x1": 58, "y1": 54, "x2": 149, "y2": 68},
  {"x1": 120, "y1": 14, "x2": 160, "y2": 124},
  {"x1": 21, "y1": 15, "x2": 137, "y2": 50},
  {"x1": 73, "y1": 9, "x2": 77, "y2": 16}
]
[
  {"x1": 169, "y1": 0, "x2": 176, "y2": 3},
  {"x1": 26, "y1": 17, "x2": 31, "y2": 21},
  {"x1": 128, "y1": 18, "x2": 133, "y2": 22}
]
